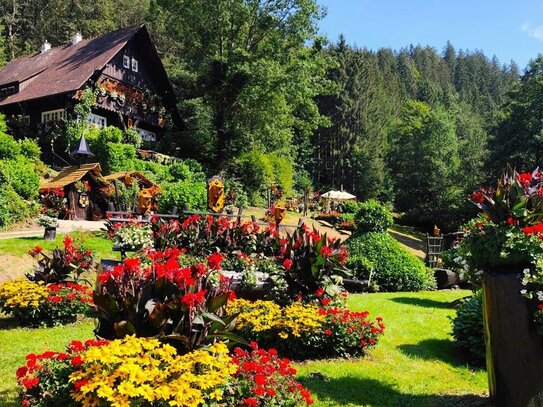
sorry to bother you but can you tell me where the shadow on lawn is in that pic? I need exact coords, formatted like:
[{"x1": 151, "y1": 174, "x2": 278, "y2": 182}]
[
  {"x1": 0, "y1": 389, "x2": 18, "y2": 407},
  {"x1": 389, "y1": 296, "x2": 456, "y2": 309},
  {"x1": 301, "y1": 377, "x2": 488, "y2": 407},
  {"x1": 398, "y1": 338, "x2": 485, "y2": 370},
  {"x1": 0, "y1": 316, "x2": 19, "y2": 330}
]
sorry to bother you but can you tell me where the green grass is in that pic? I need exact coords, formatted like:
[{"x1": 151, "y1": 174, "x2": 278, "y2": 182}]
[
  {"x1": 0, "y1": 231, "x2": 118, "y2": 261},
  {"x1": 296, "y1": 290, "x2": 488, "y2": 406},
  {"x1": 0, "y1": 319, "x2": 94, "y2": 406},
  {"x1": 0, "y1": 291, "x2": 488, "y2": 406}
]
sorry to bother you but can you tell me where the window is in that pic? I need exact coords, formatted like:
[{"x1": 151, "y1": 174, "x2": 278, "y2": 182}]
[
  {"x1": 136, "y1": 128, "x2": 156, "y2": 142},
  {"x1": 41, "y1": 109, "x2": 67, "y2": 123},
  {"x1": 87, "y1": 113, "x2": 107, "y2": 128},
  {"x1": 131, "y1": 58, "x2": 138, "y2": 72},
  {"x1": 123, "y1": 55, "x2": 130, "y2": 68}
]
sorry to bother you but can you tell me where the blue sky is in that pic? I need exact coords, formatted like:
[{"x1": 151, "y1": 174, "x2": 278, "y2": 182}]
[{"x1": 317, "y1": 0, "x2": 543, "y2": 69}]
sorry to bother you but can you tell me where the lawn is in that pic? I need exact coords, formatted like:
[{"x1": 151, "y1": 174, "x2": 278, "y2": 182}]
[
  {"x1": 0, "y1": 290, "x2": 488, "y2": 407},
  {"x1": 297, "y1": 290, "x2": 488, "y2": 406},
  {"x1": 0, "y1": 232, "x2": 119, "y2": 283}
]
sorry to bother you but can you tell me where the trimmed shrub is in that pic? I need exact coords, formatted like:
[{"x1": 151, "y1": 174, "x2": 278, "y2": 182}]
[
  {"x1": 0, "y1": 184, "x2": 31, "y2": 228},
  {"x1": 354, "y1": 199, "x2": 393, "y2": 233},
  {"x1": 339, "y1": 200, "x2": 360, "y2": 214},
  {"x1": 347, "y1": 232, "x2": 436, "y2": 291},
  {"x1": 346, "y1": 254, "x2": 374, "y2": 282},
  {"x1": 122, "y1": 128, "x2": 143, "y2": 148},
  {"x1": 103, "y1": 142, "x2": 137, "y2": 173},
  {"x1": 18, "y1": 138, "x2": 41, "y2": 161},
  {"x1": 0, "y1": 132, "x2": 21, "y2": 159},
  {"x1": 0, "y1": 158, "x2": 40, "y2": 199},
  {"x1": 452, "y1": 291, "x2": 485, "y2": 365},
  {"x1": 158, "y1": 180, "x2": 207, "y2": 212}
]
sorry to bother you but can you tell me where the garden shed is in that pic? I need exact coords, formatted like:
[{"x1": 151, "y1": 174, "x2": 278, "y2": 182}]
[{"x1": 39, "y1": 163, "x2": 111, "y2": 220}]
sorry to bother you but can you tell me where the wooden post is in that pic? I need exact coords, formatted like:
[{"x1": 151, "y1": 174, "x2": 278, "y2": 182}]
[
  {"x1": 484, "y1": 270, "x2": 543, "y2": 407},
  {"x1": 113, "y1": 180, "x2": 120, "y2": 211},
  {"x1": 237, "y1": 206, "x2": 243, "y2": 224},
  {"x1": 251, "y1": 215, "x2": 257, "y2": 223}
]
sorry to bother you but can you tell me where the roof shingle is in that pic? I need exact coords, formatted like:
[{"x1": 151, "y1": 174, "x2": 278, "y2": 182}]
[{"x1": 0, "y1": 25, "x2": 143, "y2": 106}]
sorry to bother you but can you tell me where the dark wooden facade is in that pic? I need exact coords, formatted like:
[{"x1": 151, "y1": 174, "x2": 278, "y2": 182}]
[{"x1": 0, "y1": 25, "x2": 178, "y2": 148}]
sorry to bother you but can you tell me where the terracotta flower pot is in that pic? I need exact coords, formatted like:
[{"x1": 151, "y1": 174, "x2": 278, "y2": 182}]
[{"x1": 483, "y1": 270, "x2": 543, "y2": 407}]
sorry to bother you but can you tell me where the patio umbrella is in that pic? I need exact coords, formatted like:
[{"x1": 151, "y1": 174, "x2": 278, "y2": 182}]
[{"x1": 321, "y1": 190, "x2": 356, "y2": 200}]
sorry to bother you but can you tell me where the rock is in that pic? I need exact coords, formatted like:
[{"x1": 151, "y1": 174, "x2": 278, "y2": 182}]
[{"x1": 434, "y1": 268, "x2": 460, "y2": 289}]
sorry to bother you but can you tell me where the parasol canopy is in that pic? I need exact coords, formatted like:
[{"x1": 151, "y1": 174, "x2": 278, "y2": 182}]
[{"x1": 321, "y1": 190, "x2": 356, "y2": 200}]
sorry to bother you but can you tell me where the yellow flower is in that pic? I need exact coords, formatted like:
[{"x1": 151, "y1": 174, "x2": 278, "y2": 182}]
[
  {"x1": 70, "y1": 336, "x2": 236, "y2": 407},
  {"x1": 227, "y1": 299, "x2": 326, "y2": 339},
  {"x1": 0, "y1": 279, "x2": 48, "y2": 312}
]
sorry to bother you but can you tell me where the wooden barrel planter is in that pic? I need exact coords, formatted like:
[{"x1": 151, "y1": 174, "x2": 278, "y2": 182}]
[
  {"x1": 43, "y1": 227, "x2": 57, "y2": 241},
  {"x1": 483, "y1": 270, "x2": 543, "y2": 407}
]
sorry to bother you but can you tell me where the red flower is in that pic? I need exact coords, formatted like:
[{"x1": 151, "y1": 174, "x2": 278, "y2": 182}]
[
  {"x1": 70, "y1": 355, "x2": 84, "y2": 366},
  {"x1": 207, "y1": 253, "x2": 223, "y2": 270},
  {"x1": 538, "y1": 303, "x2": 543, "y2": 310},
  {"x1": 16, "y1": 366, "x2": 28, "y2": 378},
  {"x1": 320, "y1": 246, "x2": 333, "y2": 258},
  {"x1": 243, "y1": 397, "x2": 258, "y2": 406},
  {"x1": 255, "y1": 374, "x2": 267, "y2": 386},
  {"x1": 324, "y1": 329, "x2": 332, "y2": 336},
  {"x1": 471, "y1": 191, "x2": 485, "y2": 204},
  {"x1": 74, "y1": 379, "x2": 89, "y2": 391},
  {"x1": 320, "y1": 298, "x2": 331, "y2": 306},
  {"x1": 22, "y1": 377, "x2": 39, "y2": 390},
  {"x1": 518, "y1": 172, "x2": 532, "y2": 187},
  {"x1": 315, "y1": 287, "x2": 325, "y2": 297},
  {"x1": 283, "y1": 259, "x2": 293, "y2": 270}
]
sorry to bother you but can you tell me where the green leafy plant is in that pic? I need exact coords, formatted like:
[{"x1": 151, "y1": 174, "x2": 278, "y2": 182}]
[
  {"x1": 93, "y1": 249, "x2": 245, "y2": 354},
  {"x1": 26, "y1": 236, "x2": 95, "y2": 284},
  {"x1": 354, "y1": 199, "x2": 393, "y2": 234},
  {"x1": 278, "y1": 225, "x2": 350, "y2": 301},
  {"x1": 452, "y1": 291, "x2": 485, "y2": 366}
]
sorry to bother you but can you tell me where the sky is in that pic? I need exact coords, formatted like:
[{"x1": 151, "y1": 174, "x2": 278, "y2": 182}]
[{"x1": 317, "y1": 0, "x2": 543, "y2": 69}]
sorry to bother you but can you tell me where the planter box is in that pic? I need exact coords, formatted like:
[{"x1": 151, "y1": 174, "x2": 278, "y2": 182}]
[
  {"x1": 483, "y1": 270, "x2": 543, "y2": 407},
  {"x1": 43, "y1": 227, "x2": 56, "y2": 241}
]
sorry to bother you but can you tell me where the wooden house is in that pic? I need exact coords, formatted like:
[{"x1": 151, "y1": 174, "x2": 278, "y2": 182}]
[
  {"x1": 39, "y1": 163, "x2": 111, "y2": 220},
  {"x1": 0, "y1": 25, "x2": 179, "y2": 148}
]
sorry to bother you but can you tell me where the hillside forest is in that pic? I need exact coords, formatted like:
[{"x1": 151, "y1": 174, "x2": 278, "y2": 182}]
[{"x1": 0, "y1": 0, "x2": 541, "y2": 229}]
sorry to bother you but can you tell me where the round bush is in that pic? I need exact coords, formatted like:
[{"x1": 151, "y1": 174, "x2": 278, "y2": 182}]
[
  {"x1": 122, "y1": 128, "x2": 143, "y2": 148},
  {"x1": 354, "y1": 199, "x2": 393, "y2": 233},
  {"x1": 0, "y1": 132, "x2": 21, "y2": 159},
  {"x1": 0, "y1": 158, "x2": 40, "y2": 199},
  {"x1": 452, "y1": 291, "x2": 485, "y2": 365},
  {"x1": 347, "y1": 232, "x2": 436, "y2": 292}
]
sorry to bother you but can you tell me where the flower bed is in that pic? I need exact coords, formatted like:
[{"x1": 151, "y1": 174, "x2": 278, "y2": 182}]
[
  {"x1": 0, "y1": 279, "x2": 93, "y2": 326},
  {"x1": 227, "y1": 298, "x2": 385, "y2": 359},
  {"x1": 17, "y1": 337, "x2": 313, "y2": 407}
]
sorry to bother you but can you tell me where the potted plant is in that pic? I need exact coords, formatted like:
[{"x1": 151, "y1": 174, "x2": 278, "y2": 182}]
[
  {"x1": 38, "y1": 209, "x2": 59, "y2": 241},
  {"x1": 460, "y1": 165, "x2": 543, "y2": 407}
]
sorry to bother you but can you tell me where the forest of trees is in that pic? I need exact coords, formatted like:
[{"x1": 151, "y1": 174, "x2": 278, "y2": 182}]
[{"x1": 1, "y1": 0, "x2": 543, "y2": 229}]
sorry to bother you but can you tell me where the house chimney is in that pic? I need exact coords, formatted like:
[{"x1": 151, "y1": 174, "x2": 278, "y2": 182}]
[
  {"x1": 40, "y1": 40, "x2": 51, "y2": 53},
  {"x1": 71, "y1": 32, "x2": 82, "y2": 45}
]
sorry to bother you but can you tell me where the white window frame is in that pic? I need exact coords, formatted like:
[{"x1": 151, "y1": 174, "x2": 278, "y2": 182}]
[
  {"x1": 87, "y1": 113, "x2": 107, "y2": 128},
  {"x1": 123, "y1": 55, "x2": 130, "y2": 69},
  {"x1": 136, "y1": 127, "x2": 156, "y2": 142},
  {"x1": 131, "y1": 58, "x2": 138, "y2": 72},
  {"x1": 41, "y1": 109, "x2": 67, "y2": 123}
]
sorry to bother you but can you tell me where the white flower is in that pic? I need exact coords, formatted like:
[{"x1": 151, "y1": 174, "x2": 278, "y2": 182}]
[
  {"x1": 521, "y1": 289, "x2": 528, "y2": 295},
  {"x1": 523, "y1": 268, "x2": 531, "y2": 275}
]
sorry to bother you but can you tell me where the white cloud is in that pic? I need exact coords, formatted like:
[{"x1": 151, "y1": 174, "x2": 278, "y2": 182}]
[{"x1": 522, "y1": 22, "x2": 543, "y2": 41}]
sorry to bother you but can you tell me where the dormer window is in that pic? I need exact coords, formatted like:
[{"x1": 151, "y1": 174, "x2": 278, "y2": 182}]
[
  {"x1": 131, "y1": 58, "x2": 138, "y2": 72},
  {"x1": 123, "y1": 55, "x2": 130, "y2": 69}
]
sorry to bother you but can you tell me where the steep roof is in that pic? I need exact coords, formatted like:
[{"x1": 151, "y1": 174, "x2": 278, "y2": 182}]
[
  {"x1": 0, "y1": 25, "x2": 143, "y2": 106},
  {"x1": 40, "y1": 163, "x2": 103, "y2": 190}
]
